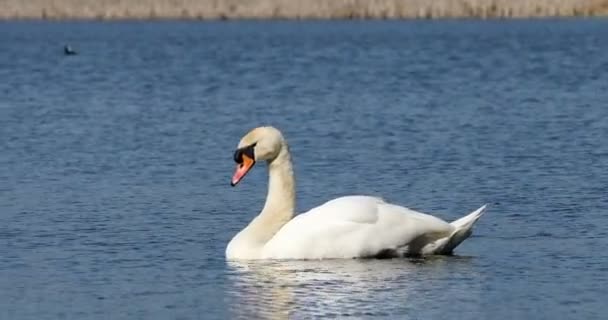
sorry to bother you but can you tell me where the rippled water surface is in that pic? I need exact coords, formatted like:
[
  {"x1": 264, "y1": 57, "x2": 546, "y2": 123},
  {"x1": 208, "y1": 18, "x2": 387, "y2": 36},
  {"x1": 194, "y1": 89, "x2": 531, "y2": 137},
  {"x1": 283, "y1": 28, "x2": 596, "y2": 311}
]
[{"x1": 1, "y1": 19, "x2": 608, "y2": 319}]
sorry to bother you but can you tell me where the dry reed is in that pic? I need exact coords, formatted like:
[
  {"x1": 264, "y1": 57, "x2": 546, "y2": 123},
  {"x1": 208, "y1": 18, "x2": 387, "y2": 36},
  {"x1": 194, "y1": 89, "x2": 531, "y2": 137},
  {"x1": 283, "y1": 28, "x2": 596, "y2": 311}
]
[{"x1": 1, "y1": 0, "x2": 608, "y2": 20}]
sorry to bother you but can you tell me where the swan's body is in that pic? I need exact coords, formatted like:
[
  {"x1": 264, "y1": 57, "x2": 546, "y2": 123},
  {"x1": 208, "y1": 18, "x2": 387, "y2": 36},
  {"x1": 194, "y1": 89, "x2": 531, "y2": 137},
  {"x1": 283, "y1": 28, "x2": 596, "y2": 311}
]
[{"x1": 227, "y1": 126, "x2": 487, "y2": 260}]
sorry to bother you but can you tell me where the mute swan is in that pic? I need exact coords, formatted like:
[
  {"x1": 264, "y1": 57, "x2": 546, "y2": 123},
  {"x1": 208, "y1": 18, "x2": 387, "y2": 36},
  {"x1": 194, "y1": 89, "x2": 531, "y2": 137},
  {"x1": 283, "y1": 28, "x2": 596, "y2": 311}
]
[{"x1": 227, "y1": 126, "x2": 488, "y2": 260}]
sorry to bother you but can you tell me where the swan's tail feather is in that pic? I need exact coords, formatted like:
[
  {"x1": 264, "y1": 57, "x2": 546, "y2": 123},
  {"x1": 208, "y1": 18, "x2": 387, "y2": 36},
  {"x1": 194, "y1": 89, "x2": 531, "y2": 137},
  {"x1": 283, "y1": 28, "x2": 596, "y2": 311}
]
[{"x1": 441, "y1": 204, "x2": 488, "y2": 254}]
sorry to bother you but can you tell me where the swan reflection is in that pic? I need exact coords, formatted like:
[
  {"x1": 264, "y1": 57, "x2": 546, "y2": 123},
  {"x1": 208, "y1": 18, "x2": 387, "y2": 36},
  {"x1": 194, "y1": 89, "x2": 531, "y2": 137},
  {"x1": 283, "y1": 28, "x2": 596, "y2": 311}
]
[{"x1": 225, "y1": 256, "x2": 481, "y2": 319}]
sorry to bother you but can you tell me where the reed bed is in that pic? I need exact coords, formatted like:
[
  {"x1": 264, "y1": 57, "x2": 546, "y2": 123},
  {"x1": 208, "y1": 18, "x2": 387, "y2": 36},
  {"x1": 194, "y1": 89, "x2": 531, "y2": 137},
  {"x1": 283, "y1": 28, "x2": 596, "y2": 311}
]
[{"x1": 1, "y1": 0, "x2": 608, "y2": 20}]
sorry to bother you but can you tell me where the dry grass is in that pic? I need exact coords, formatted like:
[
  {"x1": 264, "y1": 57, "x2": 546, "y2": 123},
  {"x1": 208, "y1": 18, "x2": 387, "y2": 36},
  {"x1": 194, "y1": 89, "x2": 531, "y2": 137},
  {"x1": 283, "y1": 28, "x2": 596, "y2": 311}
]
[{"x1": 1, "y1": 0, "x2": 608, "y2": 20}]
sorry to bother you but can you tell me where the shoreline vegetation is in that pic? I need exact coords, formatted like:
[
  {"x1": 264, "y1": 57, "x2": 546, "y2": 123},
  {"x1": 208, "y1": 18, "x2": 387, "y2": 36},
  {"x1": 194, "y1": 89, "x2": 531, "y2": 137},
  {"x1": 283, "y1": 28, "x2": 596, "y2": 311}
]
[{"x1": 1, "y1": 0, "x2": 608, "y2": 20}]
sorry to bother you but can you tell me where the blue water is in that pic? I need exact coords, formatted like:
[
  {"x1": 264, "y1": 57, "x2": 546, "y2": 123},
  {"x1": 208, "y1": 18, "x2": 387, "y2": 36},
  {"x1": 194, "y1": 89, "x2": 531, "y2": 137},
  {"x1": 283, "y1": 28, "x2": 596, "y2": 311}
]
[{"x1": 1, "y1": 19, "x2": 608, "y2": 319}]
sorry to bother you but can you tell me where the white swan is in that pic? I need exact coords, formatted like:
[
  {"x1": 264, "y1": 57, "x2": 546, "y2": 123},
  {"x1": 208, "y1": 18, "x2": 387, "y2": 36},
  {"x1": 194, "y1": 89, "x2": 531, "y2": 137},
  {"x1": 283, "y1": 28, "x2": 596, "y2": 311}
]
[{"x1": 226, "y1": 126, "x2": 488, "y2": 260}]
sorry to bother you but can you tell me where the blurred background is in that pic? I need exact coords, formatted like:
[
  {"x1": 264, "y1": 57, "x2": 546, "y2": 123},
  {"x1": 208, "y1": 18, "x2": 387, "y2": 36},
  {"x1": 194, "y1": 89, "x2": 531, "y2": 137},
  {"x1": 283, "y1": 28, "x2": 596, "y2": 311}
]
[{"x1": 1, "y1": 0, "x2": 608, "y2": 20}]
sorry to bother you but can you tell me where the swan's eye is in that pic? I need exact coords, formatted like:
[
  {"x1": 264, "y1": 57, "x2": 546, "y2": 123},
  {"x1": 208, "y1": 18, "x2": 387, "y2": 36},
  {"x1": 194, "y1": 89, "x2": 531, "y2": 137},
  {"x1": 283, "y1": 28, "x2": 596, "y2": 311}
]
[
  {"x1": 233, "y1": 143, "x2": 257, "y2": 164},
  {"x1": 233, "y1": 149, "x2": 244, "y2": 164}
]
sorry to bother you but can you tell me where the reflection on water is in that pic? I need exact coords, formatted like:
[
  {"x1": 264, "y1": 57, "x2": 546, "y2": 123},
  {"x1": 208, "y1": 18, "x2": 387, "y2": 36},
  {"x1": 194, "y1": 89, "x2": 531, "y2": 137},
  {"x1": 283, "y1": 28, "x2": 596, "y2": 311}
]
[{"x1": 226, "y1": 256, "x2": 482, "y2": 319}]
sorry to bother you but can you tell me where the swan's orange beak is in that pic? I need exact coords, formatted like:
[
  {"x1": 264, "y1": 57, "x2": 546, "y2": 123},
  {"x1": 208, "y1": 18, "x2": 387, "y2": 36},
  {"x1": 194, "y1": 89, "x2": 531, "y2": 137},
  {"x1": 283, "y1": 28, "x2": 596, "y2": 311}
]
[{"x1": 231, "y1": 154, "x2": 255, "y2": 186}]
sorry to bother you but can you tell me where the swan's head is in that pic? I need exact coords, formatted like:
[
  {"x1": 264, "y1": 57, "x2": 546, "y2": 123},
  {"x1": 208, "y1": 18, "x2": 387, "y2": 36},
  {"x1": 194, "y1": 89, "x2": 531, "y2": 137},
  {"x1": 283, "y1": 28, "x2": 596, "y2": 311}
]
[{"x1": 231, "y1": 126, "x2": 285, "y2": 186}]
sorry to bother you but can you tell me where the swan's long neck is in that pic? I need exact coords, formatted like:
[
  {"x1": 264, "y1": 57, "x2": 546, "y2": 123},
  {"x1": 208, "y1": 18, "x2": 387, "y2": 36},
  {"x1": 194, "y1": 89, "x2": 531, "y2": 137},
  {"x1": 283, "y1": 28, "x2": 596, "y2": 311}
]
[
  {"x1": 227, "y1": 143, "x2": 295, "y2": 258},
  {"x1": 252, "y1": 144, "x2": 295, "y2": 238}
]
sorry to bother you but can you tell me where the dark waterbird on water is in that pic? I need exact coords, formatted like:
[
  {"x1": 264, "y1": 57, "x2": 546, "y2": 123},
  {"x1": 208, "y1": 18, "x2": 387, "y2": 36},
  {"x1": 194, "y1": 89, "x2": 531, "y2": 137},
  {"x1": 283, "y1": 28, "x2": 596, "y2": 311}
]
[{"x1": 64, "y1": 45, "x2": 77, "y2": 55}]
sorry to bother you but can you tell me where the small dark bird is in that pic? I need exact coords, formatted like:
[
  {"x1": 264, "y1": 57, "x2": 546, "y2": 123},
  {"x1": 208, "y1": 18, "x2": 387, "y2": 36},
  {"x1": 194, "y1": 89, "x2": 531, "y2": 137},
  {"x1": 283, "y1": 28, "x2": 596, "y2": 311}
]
[{"x1": 64, "y1": 45, "x2": 77, "y2": 55}]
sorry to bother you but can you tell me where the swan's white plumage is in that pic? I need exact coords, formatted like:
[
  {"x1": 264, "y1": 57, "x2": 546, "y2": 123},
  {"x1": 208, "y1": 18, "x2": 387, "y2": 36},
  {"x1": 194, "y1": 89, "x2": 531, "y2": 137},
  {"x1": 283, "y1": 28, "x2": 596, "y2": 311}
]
[
  {"x1": 226, "y1": 126, "x2": 488, "y2": 260},
  {"x1": 262, "y1": 195, "x2": 458, "y2": 259}
]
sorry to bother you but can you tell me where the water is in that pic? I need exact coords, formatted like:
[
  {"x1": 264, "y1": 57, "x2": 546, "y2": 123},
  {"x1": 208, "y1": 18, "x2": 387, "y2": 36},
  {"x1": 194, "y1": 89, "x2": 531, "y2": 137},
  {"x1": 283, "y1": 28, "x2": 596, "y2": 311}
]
[{"x1": 1, "y1": 19, "x2": 608, "y2": 320}]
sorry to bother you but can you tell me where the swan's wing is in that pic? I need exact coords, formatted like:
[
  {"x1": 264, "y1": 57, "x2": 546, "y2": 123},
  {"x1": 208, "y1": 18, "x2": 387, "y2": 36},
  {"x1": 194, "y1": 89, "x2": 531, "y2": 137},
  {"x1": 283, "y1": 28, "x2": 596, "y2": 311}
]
[{"x1": 261, "y1": 196, "x2": 454, "y2": 259}]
